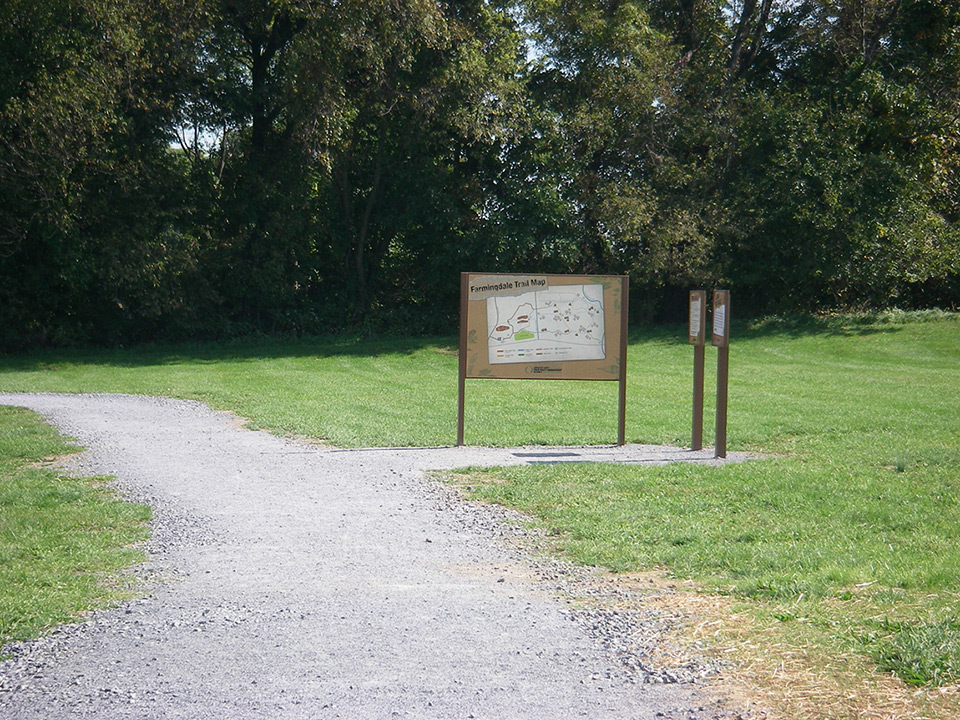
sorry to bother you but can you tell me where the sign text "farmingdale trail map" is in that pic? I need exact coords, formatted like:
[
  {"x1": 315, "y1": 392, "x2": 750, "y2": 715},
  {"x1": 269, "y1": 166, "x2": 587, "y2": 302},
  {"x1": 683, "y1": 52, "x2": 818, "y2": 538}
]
[{"x1": 477, "y1": 277, "x2": 606, "y2": 365}]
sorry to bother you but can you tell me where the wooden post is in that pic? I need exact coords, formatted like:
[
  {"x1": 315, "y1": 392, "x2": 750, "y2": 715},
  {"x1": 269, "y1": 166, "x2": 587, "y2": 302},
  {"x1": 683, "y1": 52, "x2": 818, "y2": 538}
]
[
  {"x1": 692, "y1": 345, "x2": 705, "y2": 450},
  {"x1": 712, "y1": 289, "x2": 730, "y2": 459},
  {"x1": 715, "y1": 345, "x2": 729, "y2": 458},
  {"x1": 457, "y1": 273, "x2": 469, "y2": 446},
  {"x1": 689, "y1": 290, "x2": 706, "y2": 450},
  {"x1": 617, "y1": 277, "x2": 629, "y2": 446}
]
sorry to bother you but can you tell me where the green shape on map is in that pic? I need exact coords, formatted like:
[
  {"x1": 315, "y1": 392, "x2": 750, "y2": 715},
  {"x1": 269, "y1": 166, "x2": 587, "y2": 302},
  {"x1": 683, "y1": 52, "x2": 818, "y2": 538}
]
[{"x1": 513, "y1": 330, "x2": 535, "y2": 341}]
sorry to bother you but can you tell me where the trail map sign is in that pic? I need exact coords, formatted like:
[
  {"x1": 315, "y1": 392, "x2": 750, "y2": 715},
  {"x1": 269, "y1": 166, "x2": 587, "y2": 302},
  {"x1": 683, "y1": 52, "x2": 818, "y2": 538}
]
[{"x1": 457, "y1": 273, "x2": 629, "y2": 445}]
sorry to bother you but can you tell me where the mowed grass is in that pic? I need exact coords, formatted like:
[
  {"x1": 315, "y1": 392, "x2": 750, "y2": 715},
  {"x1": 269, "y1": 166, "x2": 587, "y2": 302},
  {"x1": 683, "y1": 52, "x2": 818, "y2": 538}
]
[
  {"x1": 0, "y1": 406, "x2": 150, "y2": 650},
  {"x1": 0, "y1": 335, "x2": 639, "y2": 447},
  {"x1": 1, "y1": 310, "x2": 959, "y2": 716}
]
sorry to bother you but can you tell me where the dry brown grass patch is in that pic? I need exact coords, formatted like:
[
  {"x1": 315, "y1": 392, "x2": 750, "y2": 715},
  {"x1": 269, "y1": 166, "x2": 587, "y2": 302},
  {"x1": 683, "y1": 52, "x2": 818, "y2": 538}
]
[{"x1": 605, "y1": 575, "x2": 960, "y2": 720}]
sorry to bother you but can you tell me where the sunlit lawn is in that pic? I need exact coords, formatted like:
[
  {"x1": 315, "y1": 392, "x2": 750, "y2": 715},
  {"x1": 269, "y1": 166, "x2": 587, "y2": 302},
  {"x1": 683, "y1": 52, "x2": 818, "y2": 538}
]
[{"x1": 0, "y1": 407, "x2": 149, "y2": 651}]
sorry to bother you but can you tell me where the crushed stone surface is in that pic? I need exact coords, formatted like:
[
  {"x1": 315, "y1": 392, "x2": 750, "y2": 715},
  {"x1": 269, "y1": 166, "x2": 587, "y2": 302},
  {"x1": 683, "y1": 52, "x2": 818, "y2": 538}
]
[{"x1": 0, "y1": 393, "x2": 764, "y2": 719}]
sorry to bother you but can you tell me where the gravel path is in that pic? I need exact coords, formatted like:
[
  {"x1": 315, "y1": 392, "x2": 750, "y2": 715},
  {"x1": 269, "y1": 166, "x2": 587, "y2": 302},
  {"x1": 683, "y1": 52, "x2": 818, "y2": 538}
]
[{"x1": 0, "y1": 393, "x2": 758, "y2": 719}]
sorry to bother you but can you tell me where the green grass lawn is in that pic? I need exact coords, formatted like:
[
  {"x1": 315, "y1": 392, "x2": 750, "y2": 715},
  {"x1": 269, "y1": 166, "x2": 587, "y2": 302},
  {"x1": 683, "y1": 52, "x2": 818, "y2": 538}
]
[
  {"x1": 0, "y1": 406, "x2": 150, "y2": 650},
  {"x1": 1, "y1": 310, "x2": 958, "y2": 714}
]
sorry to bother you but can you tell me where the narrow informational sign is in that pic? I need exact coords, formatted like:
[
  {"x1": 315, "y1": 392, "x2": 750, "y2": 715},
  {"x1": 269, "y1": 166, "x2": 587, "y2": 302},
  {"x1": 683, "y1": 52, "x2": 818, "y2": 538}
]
[
  {"x1": 689, "y1": 290, "x2": 706, "y2": 346},
  {"x1": 458, "y1": 273, "x2": 629, "y2": 446},
  {"x1": 689, "y1": 291, "x2": 706, "y2": 450},
  {"x1": 712, "y1": 289, "x2": 730, "y2": 347},
  {"x1": 712, "y1": 290, "x2": 731, "y2": 458}
]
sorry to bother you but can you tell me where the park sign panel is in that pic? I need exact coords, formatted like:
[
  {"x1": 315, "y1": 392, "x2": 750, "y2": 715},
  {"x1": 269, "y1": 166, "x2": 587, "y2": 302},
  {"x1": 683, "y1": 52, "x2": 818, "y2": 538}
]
[
  {"x1": 457, "y1": 273, "x2": 629, "y2": 445},
  {"x1": 460, "y1": 273, "x2": 627, "y2": 380},
  {"x1": 688, "y1": 290, "x2": 706, "y2": 346},
  {"x1": 712, "y1": 289, "x2": 730, "y2": 347}
]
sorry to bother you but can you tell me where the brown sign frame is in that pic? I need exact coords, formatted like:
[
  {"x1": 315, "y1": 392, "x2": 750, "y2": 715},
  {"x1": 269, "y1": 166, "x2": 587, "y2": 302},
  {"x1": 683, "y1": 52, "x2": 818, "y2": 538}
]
[{"x1": 457, "y1": 272, "x2": 629, "y2": 445}]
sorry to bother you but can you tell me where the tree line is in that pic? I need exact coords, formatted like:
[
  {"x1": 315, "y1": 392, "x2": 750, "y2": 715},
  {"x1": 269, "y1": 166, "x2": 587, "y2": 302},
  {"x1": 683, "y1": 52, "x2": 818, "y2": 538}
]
[{"x1": 2, "y1": 0, "x2": 958, "y2": 349}]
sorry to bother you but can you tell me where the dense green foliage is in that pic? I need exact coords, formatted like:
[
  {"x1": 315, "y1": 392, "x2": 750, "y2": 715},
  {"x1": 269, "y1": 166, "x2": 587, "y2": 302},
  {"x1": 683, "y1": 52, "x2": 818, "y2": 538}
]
[{"x1": 1, "y1": 1, "x2": 958, "y2": 348}]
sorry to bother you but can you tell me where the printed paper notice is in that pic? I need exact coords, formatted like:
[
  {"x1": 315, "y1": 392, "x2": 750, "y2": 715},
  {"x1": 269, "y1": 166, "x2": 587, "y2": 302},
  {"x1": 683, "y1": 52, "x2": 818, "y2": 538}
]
[
  {"x1": 486, "y1": 284, "x2": 605, "y2": 364},
  {"x1": 689, "y1": 297, "x2": 702, "y2": 338},
  {"x1": 713, "y1": 304, "x2": 727, "y2": 338}
]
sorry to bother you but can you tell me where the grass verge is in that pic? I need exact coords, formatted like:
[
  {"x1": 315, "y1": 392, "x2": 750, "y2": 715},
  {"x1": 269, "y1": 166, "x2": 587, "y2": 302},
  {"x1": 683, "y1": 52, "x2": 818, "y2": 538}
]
[{"x1": 0, "y1": 406, "x2": 151, "y2": 651}]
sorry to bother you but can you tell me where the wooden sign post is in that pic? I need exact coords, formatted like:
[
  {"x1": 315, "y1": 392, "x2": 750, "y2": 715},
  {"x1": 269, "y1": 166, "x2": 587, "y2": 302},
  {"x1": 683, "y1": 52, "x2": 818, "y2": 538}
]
[
  {"x1": 458, "y1": 273, "x2": 629, "y2": 446},
  {"x1": 712, "y1": 289, "x2": 731, "y2": 458},
  {"x1": 689, "y1": 290, "x2": 706, "y2": 450}
]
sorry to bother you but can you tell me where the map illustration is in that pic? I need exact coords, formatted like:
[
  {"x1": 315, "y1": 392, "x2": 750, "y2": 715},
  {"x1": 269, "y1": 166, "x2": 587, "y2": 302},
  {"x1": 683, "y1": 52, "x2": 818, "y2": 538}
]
[{"x1": 486, "y1": 284, "x2": 606, "y2": 364}]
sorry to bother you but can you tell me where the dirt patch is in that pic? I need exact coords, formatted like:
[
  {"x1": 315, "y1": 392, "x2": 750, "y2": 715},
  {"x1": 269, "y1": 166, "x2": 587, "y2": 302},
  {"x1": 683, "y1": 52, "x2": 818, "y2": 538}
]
[
  {"x1": 25, "y1": 456, "x2": 75, "y2": 471},
  {"x1": 613, "y1": 578, "x2": 960, "y2": 720}
]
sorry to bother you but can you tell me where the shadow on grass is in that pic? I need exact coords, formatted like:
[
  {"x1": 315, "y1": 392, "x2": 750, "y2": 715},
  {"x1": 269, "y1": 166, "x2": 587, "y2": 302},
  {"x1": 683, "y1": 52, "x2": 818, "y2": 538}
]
[
  {"x1": 0, "y1": 333, "x2": 459, "y2": 371},
  {"x1": 737, "y1": 310, "x2": 944, "y2": 339},
  {"x1": 630, "y1": 309, "x2": 957, "y2": 346},
  {"x1": 2, "y1": 310, "x2": 955, "y2": 371}
]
